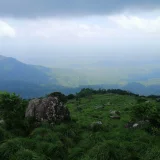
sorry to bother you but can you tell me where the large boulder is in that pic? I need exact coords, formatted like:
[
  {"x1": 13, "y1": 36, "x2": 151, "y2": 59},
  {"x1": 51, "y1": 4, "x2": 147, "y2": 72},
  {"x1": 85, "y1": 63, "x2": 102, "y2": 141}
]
[{"x1": 25, "y1": 96, "x2": 70, "y2": 124}]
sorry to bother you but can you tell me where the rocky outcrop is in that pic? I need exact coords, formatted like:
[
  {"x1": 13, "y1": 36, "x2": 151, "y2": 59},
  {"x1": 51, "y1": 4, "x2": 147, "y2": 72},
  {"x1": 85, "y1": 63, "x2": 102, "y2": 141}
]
[
  {"x1": 109, "y1": 110, "x2": 121, "y2": 119},
  {"x1": 25, "y1": 96, "x2": 70, "y2": 124}
]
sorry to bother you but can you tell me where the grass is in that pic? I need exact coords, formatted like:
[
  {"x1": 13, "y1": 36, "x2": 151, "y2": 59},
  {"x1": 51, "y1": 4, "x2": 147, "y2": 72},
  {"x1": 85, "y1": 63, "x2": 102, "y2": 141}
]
[
  {"x1": 0, "y1": 92, "x2": 160, "y2": 160},
  {"x1": 67, "y1": 94, "x2": 137, "y2": 127}
]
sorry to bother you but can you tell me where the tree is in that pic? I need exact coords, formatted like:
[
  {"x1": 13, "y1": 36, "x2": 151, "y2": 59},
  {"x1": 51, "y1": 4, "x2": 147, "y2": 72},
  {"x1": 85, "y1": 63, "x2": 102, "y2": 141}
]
[
  {"x1": 77, "y1": 88, "x2": 94, "y2": 98},
  {"x1": 67, "y1": 94, "x2": 75, "y2": 100},
  {"x1": 48, "y1": 92, "x2": 67, "y2": 104},
  {"x1": 0, "y1": 92, "x2": 27, "y2": 130}
]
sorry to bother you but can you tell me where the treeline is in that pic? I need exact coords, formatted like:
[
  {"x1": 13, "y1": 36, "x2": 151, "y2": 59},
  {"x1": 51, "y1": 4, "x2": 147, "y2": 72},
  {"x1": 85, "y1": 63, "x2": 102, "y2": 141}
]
[
  {"x1": 67, "y1": 88, "x2": 139, "y2": 100},
  {"x1": 67, "y1": 88, "x2": 160, "y2": 101}
]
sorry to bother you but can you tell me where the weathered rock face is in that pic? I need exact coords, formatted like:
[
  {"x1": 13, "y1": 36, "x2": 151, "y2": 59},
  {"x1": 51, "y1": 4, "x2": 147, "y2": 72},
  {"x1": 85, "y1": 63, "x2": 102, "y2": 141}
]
[{"x1": 25, "y1": 96, "x2": 70, "y2": 123}]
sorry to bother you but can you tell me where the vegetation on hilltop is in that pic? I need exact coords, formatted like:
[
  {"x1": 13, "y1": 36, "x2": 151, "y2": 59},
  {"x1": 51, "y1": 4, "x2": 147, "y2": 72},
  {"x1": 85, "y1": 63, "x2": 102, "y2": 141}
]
[{"x1": 0, "y1": 89, "x2": 160, "y2": 160}]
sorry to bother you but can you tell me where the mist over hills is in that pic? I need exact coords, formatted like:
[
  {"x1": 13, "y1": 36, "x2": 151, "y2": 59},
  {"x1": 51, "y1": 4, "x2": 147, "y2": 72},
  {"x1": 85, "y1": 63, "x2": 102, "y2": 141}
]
[{"x1": 0, "y1": 55, "x2": 160, "y2": 98}]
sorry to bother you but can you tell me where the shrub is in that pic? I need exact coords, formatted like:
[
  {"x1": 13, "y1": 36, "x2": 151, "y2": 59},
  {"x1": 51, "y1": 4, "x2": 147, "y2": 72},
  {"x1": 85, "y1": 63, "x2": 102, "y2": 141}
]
[
  {"x1": 0, "y1": 92, "x2": 27, "y2": 130},
  {"x1": 0, "y1": 138, "x2": 24, "y2": 160},
  {"x1": 131, "y1": 102, "x2": 157, "y2": 121},
  {"x1": 142, "y1": 147, "x2": 160, "y2": 160},
  {"x1": 10, "y1": 149, "x2": 44, "y2": 160},
  {"x1": 0, "y1": 127, "x2": 11, "y2": 142},
  {"x1": 67, "y1": 94, "x2": 76, "y2": 100},
  {"x1": 88, "y1": 140, "x2": 126, "y2": 160},
  {"x1": 48, "y1": 92, "x2": 67, "y2": 103}
]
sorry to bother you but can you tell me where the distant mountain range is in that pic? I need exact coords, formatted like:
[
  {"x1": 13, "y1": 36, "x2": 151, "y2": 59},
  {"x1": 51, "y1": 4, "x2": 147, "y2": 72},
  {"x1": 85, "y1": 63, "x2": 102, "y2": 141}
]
[
  {"x1": 0, "y1": 55, "x2": 87, "y2": 98},
  {"x1": 0, "y1": 55, "x2": 160, "y2": 98},
  {"x1": 0, "y1": 55, "x2": 56, "y2": 85}
]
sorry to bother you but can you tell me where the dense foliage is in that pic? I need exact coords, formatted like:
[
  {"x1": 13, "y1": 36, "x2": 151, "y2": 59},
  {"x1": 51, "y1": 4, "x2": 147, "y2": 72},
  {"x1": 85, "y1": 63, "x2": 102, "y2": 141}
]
[{"x1": 0, "y1": 89, "x2": 160, "y2": 160}]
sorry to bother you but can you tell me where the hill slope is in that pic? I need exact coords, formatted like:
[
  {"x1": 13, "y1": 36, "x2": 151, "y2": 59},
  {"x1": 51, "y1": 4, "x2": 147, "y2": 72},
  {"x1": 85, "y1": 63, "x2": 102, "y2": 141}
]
[
  {"x1": 0, "y1": 91, "x2": 160, "y2": 159},
  {"x1": 0, "y1": 55, "x2": 56, "y2": 84}
]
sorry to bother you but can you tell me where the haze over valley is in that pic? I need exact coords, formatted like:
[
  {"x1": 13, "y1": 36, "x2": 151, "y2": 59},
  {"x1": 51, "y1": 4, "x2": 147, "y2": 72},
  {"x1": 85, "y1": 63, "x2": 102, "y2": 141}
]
[{"x1": 0, "y1": 55, "x2": 160, "y2": 98}]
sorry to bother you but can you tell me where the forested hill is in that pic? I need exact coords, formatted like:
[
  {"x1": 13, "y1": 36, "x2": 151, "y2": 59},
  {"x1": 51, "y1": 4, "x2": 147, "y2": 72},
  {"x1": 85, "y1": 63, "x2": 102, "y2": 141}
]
[{"x1": 0, "y1": 55, "x2": 57, "y2": 84}]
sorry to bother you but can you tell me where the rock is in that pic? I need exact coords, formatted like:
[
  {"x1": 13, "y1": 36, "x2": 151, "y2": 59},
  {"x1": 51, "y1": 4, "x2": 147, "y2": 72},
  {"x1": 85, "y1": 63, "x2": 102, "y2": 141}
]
[
  {"x1": 95, "y1": 121, "x2": 102, "y2": 125},
  {"x1": 109, "y1": 110, "x2": 121, "y2": 119},
  {"x1": 0, "y1": 120, "x2": 4, "y2": 125},
  {"x1": 137, "y1": 120, "x2": 150, "y2": 128},
  {"x1": 107, "y1": 102, "x2": 111, "y2": 106},
  {"x1": 109, "y1": 110, "x2": 120, "y2": 115},
  {"x1": 156, "y1": 98, "x2": 160, "y2": 102},
  {"x1": 90, "y1": 121, "x2": 103, "y2": 131},
  {"x1": 91, "y1": 121, "x2": 102, "y2": 126},
  {"x1": 110, "y1": 116, "x2": 120, "y2": 119},
  {"x1": 110, "y1": 110, "x2": 115, "y2": 115},
  {"x1": 95, "y1": 105, "x2": 104, "y2": 109},
  {"x1": 110, "y1": 111, "x2": 120, "y2": 115},
  {"x1": 133, "y1": 123, "x2": 139, "y2": 128},
  {"x1": 145, "y1": 100, "x2": 150, "y2": 104},
  {"x1": 90, "y1": 121, "x2": 102, "y2": 127},
  {"x1": 125, "y1": 120, "x2": 150, "y2": 129},
  {"x1": 25, "y1": 96, "x2": 70, "y2": 124}
]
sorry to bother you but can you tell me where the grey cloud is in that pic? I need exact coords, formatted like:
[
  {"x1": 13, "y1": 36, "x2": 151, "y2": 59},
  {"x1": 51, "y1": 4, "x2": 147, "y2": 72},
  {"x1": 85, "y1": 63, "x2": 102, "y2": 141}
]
[{"x1": 0, "y1": 0, "x2": 159, "y2": 18}]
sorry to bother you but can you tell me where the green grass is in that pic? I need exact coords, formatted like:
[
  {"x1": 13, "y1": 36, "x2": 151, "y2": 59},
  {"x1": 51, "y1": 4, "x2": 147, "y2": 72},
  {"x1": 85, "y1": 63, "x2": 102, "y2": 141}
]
[
  {"x1": 67, "y1": 94, "x2": 137, "y2": 126},
  {"x1": 0, "y1": 93, "x2": 160, "y2": 160}
]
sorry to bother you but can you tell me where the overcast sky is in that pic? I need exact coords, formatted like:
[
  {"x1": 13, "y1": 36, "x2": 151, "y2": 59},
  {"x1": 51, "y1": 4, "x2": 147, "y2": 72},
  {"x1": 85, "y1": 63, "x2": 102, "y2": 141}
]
[{"x1": 0, "y1": 0, "x2": 160, "y2": 66}]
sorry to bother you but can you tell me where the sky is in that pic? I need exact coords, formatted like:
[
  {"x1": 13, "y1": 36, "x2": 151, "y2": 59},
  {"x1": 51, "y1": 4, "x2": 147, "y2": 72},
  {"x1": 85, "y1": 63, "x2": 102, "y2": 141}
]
[{"x1": 0, "y1": 0, "x2": 160, "y2": 67}]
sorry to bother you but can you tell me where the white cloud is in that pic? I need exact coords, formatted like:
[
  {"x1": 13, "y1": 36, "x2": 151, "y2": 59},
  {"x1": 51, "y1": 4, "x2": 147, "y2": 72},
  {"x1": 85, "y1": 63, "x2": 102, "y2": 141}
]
[
  {"x1": 11, "y1": 19, "x2": 116, "y2": 40},
  {"x1": 108, "y1": 15, "x2": 160, "y2": 33},
  {"x1": 2, "y1": 13, "x2": 160, "y2": 44},
  {"x1": 1, "y1": 14, "x2": 160, "y2": 64},
  {"x1": 0, "y1": 20, "x2": 16, "y2": 37},
  {"x1": 9, "y1": 14, "x2": 160, "y2": 42}
]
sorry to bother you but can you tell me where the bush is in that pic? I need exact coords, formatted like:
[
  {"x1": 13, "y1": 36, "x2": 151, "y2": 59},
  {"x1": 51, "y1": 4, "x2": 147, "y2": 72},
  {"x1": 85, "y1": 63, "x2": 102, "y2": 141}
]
[
  {"x1": 142, "y1": 147, "x2": 160, "y2": 160},
  {"x1": 131, "y1": 102, "x2": 157, "y2": 121},
  {"x1": 67, "y1": 94, "x2": 76, "y2": 100},
  {"x1": 0, "y1": 126, "x2": 11, "y2": 142},
  {"x1": 10, "y1": 149, "x2": 44, "y2": 160},
  {"x1": 30, "y1": 128, "x2": 59, "y2": 143},
  {"x1": 0, "y1": 138, "x2": 24, "y2": 160},
  {"x1": 88, "y1": 141, "x2": 126, "y2": 160},
  {"x1": 48, "y1": 92, "x2": 67, "y2": 103},
  {"x1": 0, "y1": 92, "x2": 27, "y2": 130}
]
